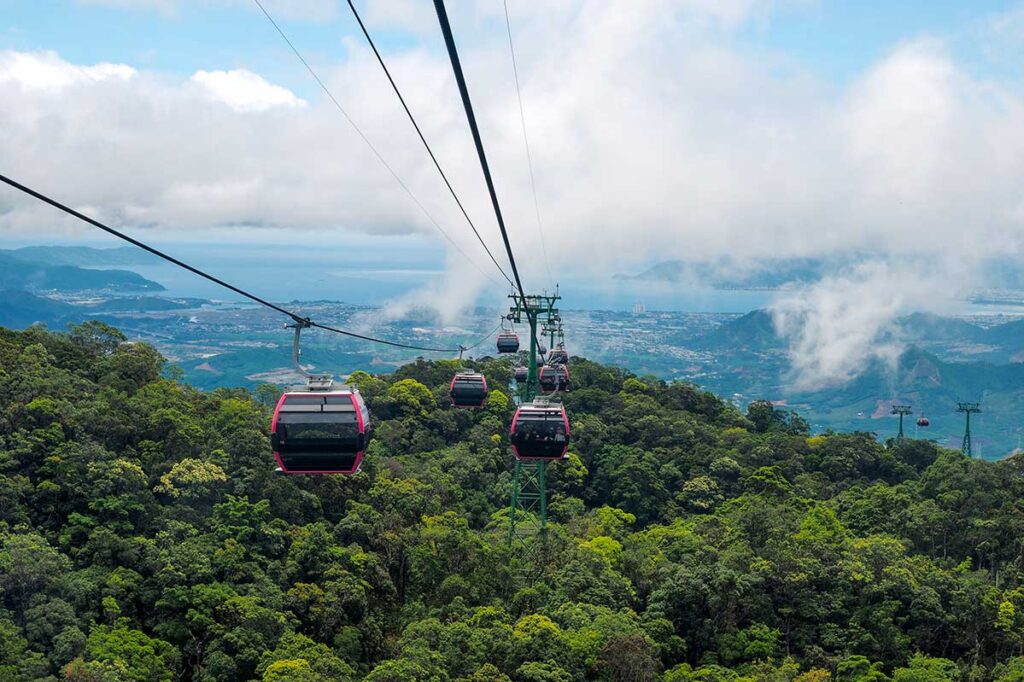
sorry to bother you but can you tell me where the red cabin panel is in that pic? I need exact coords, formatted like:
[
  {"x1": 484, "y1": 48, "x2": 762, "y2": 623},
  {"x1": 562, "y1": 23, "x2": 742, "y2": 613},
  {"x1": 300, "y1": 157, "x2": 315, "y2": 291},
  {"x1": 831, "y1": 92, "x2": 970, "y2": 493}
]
[
  {"x1": 450, "y1": 372, "x2": 488, "y2": 409},
  {"x1": 270, "y1": 389, "x2": 370, "y2": 475},
  {"x1": 510, "y1": 402, "x2": 570, "y2": 461}
]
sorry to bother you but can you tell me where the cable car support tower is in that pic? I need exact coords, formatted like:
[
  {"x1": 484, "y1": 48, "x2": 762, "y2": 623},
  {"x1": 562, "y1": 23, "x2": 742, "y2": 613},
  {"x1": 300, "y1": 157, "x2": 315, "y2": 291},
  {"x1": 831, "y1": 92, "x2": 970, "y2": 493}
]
[
  {"x1": 957, "y1": 402, "x2": 981, "y2": 457},
  {"x1": 891, "y1": 405, "x2": 912, "y2": 443},
  {"x1": 506, "y1": 289, "x2": 561, "y2": 566}
]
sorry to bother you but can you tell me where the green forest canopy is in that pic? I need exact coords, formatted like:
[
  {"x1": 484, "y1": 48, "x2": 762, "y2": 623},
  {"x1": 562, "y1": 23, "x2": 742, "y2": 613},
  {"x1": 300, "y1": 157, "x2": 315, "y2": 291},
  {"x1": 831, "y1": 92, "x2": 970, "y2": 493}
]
[{"x1": 2, "y1": 321, "x2": 1024, "y2": 681}]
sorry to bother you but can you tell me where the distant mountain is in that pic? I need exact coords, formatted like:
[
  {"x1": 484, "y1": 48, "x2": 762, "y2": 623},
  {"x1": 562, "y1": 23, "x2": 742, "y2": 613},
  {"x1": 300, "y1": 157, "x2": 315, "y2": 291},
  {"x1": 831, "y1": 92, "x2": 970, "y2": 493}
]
[
  {"x1": 693, "y1": 309, "x2": 1010, "y2": 355},
  {"x1": 0, "y1": 290, "x2": 79, "y2": 328},
  {"x1": 981, "y1": 318, "x2": 1024, "y2": 352},
  {"x1": 0, "y1": 290, "x2": 204, "y2": 329},
  {"x1": 615, "y1": 257, "x2": 836, "y2": 288},
  {"x1": 618, "y1": 255, "x2": 1024, "y2": 293},
  {"x1": 774, "y1": 344, "x2": 1024, "y2": 454},
  {"x1": 892, "y1": 313, "x2": 988, "y2": 344},
  {"x1": 0, "y1": 253, "x2": 164, "y2": 292},
  {"x1": 804, "y1": 346, "x2": 1020, "y2": 405},
  {"x1": 1, "y1": 245, "x2": 161, "y2": 267},
  {"x1": 692, "y1": 309, "x2": 783, "y2": 350}
]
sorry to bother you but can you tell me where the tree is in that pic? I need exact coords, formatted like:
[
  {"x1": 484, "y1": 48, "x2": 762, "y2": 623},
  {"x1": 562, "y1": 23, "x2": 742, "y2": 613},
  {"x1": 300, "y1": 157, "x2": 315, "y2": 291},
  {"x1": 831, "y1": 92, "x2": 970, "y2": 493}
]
[
  {"x1": 514, "y1": 661, "x2": 573, "y2": 682},
  {"x1": 0, "y1": 618, "x2": 51, "y2": 680},
  {"x1": 84, "y1": 619, "x2": 180, "y2": 682},
  {"x1": 598, "y1": 635, "x2": 660, "y2": 682},
  {"x1": 0, "y1": 531, "x2": 70, "y2": 609},
  {"x1": 154, "y1": 458, "x2": 228, "y2": 504},
  {"x1": 891, "y1": 656, "x2": 959, "y2": 682},
  {"x1": 257, "y1": 632, "x2": 354, "y2": 681},
  {"x1": 263, "y1": 659, "x2": 322, "y2": 682},
  {"x1": 386, "y1": 379, "x2": 435, "y2": 417},
  {"x1": 836, "y1": 655, "x2": 888, "y2": 682}
]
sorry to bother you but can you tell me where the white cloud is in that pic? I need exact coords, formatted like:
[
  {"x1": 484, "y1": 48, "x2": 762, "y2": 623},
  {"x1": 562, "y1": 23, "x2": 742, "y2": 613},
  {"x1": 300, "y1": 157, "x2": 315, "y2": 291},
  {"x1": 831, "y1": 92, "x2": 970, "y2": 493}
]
[
  {"x1": 770, "y1": 260, "x2": 966, "y2": 391},
  {"x1": 0, "y1": 51, "x2": 136, "y2": 90},
  {"x1": 191, "y1": 69, "x2": 305, "y2": 112}
]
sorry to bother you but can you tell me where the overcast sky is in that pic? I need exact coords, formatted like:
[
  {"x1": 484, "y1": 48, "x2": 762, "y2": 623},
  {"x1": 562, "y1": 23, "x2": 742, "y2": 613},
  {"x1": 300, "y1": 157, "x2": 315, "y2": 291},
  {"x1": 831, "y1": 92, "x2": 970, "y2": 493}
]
[{"x1": 3, "y1": 0, "x2": 1024, "y2": 387}]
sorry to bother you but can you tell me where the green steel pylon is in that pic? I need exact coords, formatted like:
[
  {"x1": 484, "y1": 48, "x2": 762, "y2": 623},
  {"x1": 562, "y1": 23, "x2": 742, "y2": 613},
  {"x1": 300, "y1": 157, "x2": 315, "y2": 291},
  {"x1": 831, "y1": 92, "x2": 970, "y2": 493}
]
[
  {"x1": 506, "y1": 289, "x2": 561, "y2": 578},
  {"x1": 891, "y1": 405, "x2": 912, "y2": 443},
  {"x1": 957, "y1": 402, "x2": 981, "y2": 457}
]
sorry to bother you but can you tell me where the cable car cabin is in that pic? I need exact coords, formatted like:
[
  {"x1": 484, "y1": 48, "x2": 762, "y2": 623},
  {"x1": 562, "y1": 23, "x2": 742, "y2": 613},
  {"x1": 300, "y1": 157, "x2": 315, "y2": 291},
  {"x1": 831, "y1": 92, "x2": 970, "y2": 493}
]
[
  {"x1": 917, "y1": 417, "x2": 930, "y2": 427},
  {"x1": 496, "y1": 332, "x2": 520, "y2": 354},
  {"x1": 450, "y1": 372, "x2": 488, "y2": 408},
  {"x1": 539, "y1": 365, "x2": 571, "y2": 392},
  {"x1": 547, "y1": 348, "x2": 569, "y2": 365},
  {"x1": 513, "y1": 366, "x2": 528, "y2": 383},
  {"x1": 510, "y1": 401, "x2": 570, "y2": 461},
  {"x1": 270, "y1": 388, "x2": 371, "y2": 474}
]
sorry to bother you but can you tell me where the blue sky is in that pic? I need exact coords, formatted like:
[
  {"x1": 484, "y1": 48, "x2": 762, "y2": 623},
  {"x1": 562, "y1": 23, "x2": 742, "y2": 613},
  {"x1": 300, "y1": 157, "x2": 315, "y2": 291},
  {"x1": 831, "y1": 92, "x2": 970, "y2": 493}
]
[
  {"x1": 742, "y1": 0, "x2": 1020, "y2": 82},
  {"x1": 1, "y1": 0, "x2": 436, "y2": 99},
  {"x1": 4, "y1": 1, "x2": 1021, "y2": 95}
]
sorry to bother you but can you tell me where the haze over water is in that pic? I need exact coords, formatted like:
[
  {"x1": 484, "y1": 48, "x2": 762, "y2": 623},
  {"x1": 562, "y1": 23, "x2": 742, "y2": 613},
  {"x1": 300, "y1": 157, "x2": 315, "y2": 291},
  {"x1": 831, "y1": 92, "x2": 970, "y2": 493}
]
[{"x1": 115, "y1": 243, "x2": 1024, "y2": 317}]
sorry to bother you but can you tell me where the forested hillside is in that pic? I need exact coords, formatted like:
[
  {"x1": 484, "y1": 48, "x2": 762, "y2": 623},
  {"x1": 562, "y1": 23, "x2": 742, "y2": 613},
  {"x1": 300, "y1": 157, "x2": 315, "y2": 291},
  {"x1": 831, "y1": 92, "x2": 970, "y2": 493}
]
[{"x1": 4, "y1": 322, "x2": 1024, "y2": 681}]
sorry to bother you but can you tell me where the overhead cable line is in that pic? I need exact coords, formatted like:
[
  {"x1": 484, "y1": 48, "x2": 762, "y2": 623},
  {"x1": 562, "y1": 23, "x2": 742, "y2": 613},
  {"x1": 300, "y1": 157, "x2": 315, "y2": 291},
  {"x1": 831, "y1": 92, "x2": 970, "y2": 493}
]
[
  {"x1": 432, "y1": 0, "x2": 527, "y2": 304},
  {"x1": 501, "y1": 0, "x2": 553, "y2": 288},
  {"x1": 462, "y1": 321, "x2": 502, "y2": 351},
  {"x1": 0, "y1": 172, "x2": 496, "y2": 354},
  {"x1": 433, "y1": 0, "x2": 553, "y2": 363},
  {"x1": 251, "y1": 0, "x2": 499, "y2": 286},
  {"x1": 343, "y1": 0, "x2": 515, "y2": 290}
]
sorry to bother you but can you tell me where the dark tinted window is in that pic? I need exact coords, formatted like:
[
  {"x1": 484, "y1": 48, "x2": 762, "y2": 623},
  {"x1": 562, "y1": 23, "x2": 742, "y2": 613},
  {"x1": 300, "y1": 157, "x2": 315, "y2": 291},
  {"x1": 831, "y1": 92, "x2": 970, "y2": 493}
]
[
  {"x1": 512, "y1": 414, "x2": 568, "y2": 458},
  {"x1": 282, "y1": 395, "x2": 326, "y2": 405},
  {"x1": 278, "y1": 411, "x2": 359, "y2": 442}
]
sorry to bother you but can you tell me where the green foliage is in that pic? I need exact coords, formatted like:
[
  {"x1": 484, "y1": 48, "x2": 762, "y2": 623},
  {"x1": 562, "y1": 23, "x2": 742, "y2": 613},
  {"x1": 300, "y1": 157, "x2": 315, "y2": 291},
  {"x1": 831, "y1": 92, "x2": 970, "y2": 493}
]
[
  {"x1": 891, "y1": 655, "x2": 959, "y2": 682},
  {"x1": 154, "y1": 457, "x2": 228, "y2": 501},
  {"x1": 84, "y1": 619, "x2": 179, "y2": 681},
  {"x1": 2, "y1": 324, "x2": 1024, "y2": 680}
]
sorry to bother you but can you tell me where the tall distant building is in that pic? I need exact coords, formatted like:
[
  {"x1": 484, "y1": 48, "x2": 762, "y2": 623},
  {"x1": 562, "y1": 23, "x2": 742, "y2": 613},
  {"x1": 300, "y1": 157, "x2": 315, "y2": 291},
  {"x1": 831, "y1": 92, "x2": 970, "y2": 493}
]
[{"x1": 632, "y1": 303, "x2": 646, "y2": 315}]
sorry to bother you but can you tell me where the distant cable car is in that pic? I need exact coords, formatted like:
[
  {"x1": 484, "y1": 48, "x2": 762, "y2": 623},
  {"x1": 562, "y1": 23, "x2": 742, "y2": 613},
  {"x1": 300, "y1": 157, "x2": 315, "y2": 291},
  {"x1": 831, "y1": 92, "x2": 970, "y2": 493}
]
[
  {"x1": 539, "y1": 364, "x2": 571, "y2": 393},
  {"x1": 496, "y1": 331, "x2": 520, "y2": 354},
  {"x1": 450, "y1": 371, "x2": 488, "y2": 408},
  {"x1": 513, "y1": 366, "x2": 528, "y2": 383},
  {"x1": 271, "y1": 385, "x2": 371, "y2": 475},
  {"x1": 547, "y1": 347, "x2": 569, "y2": 365},
  {"x1": 510, "y1": 400, "x2": 570, "y2": 460},
  {"x1": 538, "y1": 342, "x2": 548, "y2": 355},
  {"x1": 917, "y1": 417, "x2": 930, "y2": 427}
]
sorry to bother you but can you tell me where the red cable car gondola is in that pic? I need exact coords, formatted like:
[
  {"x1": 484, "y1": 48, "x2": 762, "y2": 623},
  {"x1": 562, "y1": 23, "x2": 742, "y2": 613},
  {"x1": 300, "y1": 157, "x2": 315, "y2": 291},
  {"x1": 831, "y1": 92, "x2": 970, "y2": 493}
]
[
  {"x1": 513, "y1": 366, "x2": 528, "y2": 383},
  {"x1": 917, "y1": 417, "x2": 930, "y2": 427},
  {"x1": 450, "y1": 371, "x2": 488, "y2": 408},
  {"x1": 496, "y1": 331, "x2": 520, "y2": 354},
  {"x1": 510, "y1": 400, "x2": 570, "y2": 461},
  {"x1": 539, "y1": 364, "x2": 571, "y2": 393},
  {"x1": 547, "y1": 347, "x2": 569, "y2": 365},
  {"x1": 270, "y1": 386, "x2": 371, "y2": 475}
]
